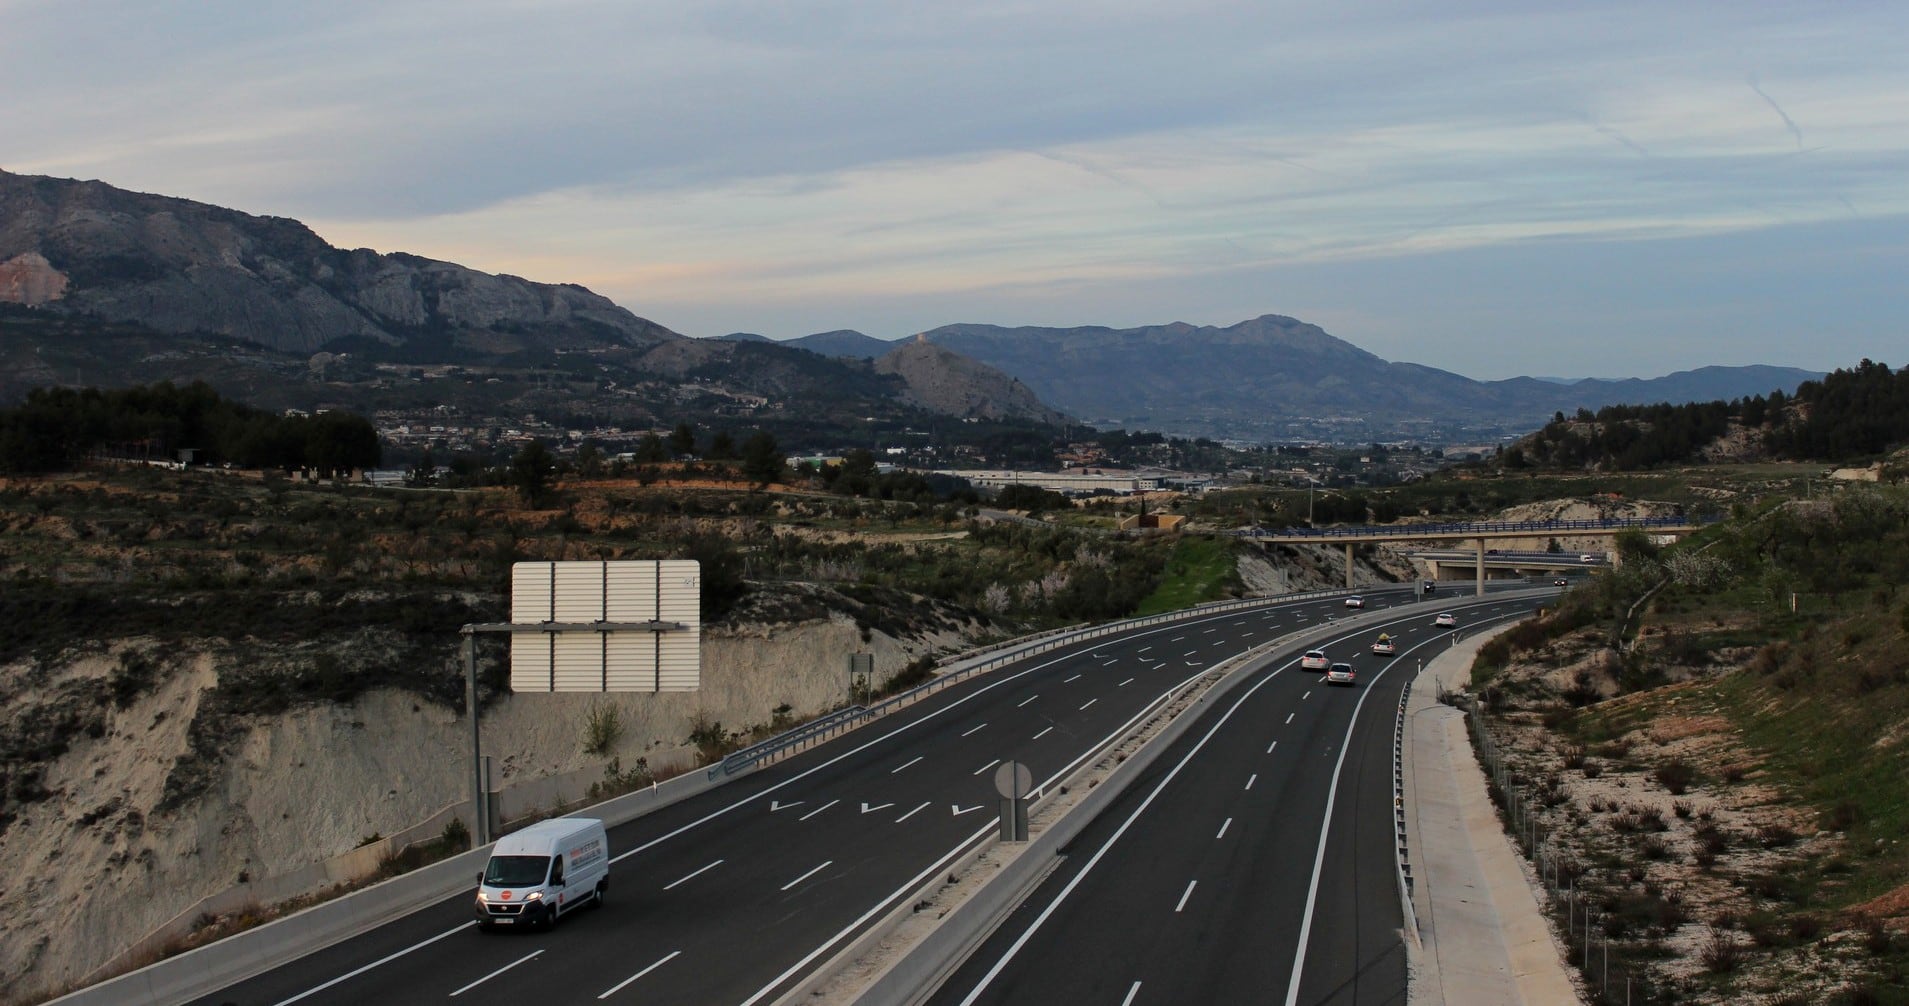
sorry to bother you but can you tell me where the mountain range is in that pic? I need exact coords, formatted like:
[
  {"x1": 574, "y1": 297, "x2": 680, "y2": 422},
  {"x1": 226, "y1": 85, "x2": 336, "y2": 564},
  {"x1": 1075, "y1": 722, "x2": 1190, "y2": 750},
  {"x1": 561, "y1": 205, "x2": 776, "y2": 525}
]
[{"x1": 0, "y1": 168, "x2": 1825, "y2": 443}]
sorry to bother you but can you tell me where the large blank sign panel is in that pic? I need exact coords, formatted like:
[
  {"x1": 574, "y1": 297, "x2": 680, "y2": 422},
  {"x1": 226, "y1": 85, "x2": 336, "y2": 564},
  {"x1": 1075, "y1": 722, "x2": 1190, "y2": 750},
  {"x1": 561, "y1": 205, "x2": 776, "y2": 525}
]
[{"x1": 509, "y1": 560, "x2": 701, "y2": 692}]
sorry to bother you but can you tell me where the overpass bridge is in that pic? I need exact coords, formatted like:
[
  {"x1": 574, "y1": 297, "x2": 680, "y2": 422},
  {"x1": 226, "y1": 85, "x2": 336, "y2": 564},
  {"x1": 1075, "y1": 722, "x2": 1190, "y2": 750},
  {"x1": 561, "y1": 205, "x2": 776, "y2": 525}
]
[{"x1": 1233, "y1": 515, "x2": 1714, "y2": 594}]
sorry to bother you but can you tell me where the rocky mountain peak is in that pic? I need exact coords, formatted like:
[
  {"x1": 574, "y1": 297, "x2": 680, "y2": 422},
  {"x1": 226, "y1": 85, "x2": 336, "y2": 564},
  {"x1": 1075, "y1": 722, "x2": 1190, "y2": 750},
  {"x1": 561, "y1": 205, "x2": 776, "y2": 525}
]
[{"x1": 0, "y1": 169, "x2": 680, "y2": 357}]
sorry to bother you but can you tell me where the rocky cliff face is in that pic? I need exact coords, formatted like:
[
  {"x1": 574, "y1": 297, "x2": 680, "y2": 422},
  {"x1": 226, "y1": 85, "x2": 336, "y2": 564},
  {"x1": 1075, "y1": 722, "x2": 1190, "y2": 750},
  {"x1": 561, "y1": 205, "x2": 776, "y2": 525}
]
[
  {"x1": 874, "y1": 337, "x2": 1072, "y2": 425},
  {"x1": 0, "y1": 170, "x2": 680, "y2": 357}
]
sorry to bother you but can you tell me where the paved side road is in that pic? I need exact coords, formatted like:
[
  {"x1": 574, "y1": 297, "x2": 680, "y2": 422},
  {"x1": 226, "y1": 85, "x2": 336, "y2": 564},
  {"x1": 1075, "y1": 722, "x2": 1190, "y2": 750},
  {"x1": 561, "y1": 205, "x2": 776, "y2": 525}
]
[{"x1": 1403, "y1": 629, "x2": 1582, "y2": 1005}]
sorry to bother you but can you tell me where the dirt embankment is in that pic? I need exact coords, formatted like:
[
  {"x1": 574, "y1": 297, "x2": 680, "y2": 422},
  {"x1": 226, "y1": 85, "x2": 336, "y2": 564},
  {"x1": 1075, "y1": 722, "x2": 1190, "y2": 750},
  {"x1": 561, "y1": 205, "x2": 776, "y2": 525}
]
[{"x1": 0, "y1": 603, "x2": 980, "y2": 1005}]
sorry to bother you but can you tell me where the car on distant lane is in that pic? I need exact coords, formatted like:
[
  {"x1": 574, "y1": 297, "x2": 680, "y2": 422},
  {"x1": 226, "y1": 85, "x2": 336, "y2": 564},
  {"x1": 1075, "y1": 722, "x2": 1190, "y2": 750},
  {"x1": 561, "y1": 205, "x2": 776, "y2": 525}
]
[
  {"x1": 1433, "y1": 612, "x2": 1458, "y2": 628},
  {"x1": 1343, "y1": 595, "x2": 1364, "y2": 609},
  {"x1": 1553, "y1": 578, "x2": 1569, "y2": 587}
]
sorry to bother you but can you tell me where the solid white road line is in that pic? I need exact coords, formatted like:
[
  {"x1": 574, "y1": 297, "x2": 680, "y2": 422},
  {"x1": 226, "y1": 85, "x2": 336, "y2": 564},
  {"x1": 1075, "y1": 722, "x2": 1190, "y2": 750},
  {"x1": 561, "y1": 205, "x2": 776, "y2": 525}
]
[
  {"x1": 1175, "y1": 880, "x2": 1198, "y2": 913},
  {"x1": 281, "y1": 613, "x2": 1278, "y2": 1003},
  {"x1": 449, "y1": 949, "x2": 542, "y2": 996},
  {"x1": 1244, "y1": 773, "x2": 1257, "y2": 790},
  {"x1": 892, "y1": 756, "x2": 924, "y2": 774},
  {"x1": 269, "y1": 923, "x2": 472, "y2": 1005},
  {"x1": 1121, "y1": 981, "x2": 1143, "y2": 1006},
  {"x1": 974, "y1": 758, "x2": 1001, "y2": 776},
  {"x1": 1033, "y1": 726, "x2": 1054, "y2": 740},
  {"x1": 662, "y1": 859, "x2": 724, "y2": 890},
  {"x1": 896, "y1": 801, "x2": 930, "y2": 823},
  {"x1": 951, "y1": 659, "x2": 1287, "y2": 1006},
  {"x1": 781, "y1": 861, "x2": 833, "y2": 891},
  {"x1": 1283, "y1": 632, "x2": 1410, "y2": 1006},
  {"x1": 798, "y1": 799, "x2": 839, "y2": 821},
  {"x1": 598, "y1": 950, "x2": 682, "y2": 1000},
  {"x1": 962, "y1": 722, "x2": 987, "y2": 737},
  {"x1": 1216, "y1": 818, "x2": 1232, "y2": 840}
]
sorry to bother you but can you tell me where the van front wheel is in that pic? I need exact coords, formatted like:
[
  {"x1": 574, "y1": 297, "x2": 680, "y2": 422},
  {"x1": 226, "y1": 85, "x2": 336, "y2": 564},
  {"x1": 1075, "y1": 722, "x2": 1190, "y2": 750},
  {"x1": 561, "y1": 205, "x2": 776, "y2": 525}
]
[{"x1": 594, "y1": 882, "x2": 607, "y2": 909}]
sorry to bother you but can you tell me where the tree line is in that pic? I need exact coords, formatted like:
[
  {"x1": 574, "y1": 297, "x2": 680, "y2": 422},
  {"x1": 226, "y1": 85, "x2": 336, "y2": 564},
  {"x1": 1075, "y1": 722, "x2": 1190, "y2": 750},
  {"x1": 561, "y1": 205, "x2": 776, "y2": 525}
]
[
  {"x1": 0, "y1": 382, "x2": 381, "y2": 474},
  {"x1": 1504, "y1": 359, "x2": 1909, "y2": 470}
]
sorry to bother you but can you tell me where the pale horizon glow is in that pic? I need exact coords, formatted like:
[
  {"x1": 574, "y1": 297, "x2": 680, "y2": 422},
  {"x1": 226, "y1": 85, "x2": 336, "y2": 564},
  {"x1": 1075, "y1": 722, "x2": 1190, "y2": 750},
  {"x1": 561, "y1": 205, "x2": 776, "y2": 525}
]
[{"x1": 5, "y1": 1, "x2": 1907, "y2": 380}]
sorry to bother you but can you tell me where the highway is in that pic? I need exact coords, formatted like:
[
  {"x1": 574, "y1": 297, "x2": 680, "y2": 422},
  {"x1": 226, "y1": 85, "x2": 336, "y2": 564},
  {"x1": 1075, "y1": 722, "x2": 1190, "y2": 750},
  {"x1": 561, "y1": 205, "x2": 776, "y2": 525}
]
[
  {"x1": 927, "y1": 593, "x2": 1539, "y2": 1006},
  {"x1": 182, "y1": 586, "x2": 1531, "y2": 1006}
]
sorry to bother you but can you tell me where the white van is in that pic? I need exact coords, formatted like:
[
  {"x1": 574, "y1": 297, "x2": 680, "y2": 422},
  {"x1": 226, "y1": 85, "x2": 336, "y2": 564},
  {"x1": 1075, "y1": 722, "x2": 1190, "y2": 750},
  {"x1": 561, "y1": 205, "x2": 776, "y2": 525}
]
[{"x1": 475, "y1": 817, "x2": 609, "y2": 931}]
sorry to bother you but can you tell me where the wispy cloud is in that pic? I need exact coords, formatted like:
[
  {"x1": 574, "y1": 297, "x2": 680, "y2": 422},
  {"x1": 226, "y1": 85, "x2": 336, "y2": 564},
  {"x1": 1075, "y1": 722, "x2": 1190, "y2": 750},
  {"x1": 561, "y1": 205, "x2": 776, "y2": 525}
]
[{"x1": 6, "y1": 2, "x2": 1909, "y2": 376}]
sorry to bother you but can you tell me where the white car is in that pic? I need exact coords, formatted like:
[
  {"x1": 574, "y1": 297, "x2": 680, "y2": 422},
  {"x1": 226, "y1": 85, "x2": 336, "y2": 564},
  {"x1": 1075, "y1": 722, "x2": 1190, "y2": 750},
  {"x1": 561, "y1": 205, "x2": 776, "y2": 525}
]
[
  {"x1": 1579, "y1": 554, "x2": 1597, "y2": 563},
  {"x1": 1433, "y1": 612, "x2": 1458, "y2": 628},
  {"x1": 1326, "y1": 662, "x2": 1357, "y2": 686},
  {"x1": 1343, "y1": 595, "x2": 1364, "y2": 609},
  {"x1": 1371, "y1": 634, "x2": 1397, "y2": 655},
  {"x1": 1300, "y1": 649, "x2": 1330, "y2": 671}
]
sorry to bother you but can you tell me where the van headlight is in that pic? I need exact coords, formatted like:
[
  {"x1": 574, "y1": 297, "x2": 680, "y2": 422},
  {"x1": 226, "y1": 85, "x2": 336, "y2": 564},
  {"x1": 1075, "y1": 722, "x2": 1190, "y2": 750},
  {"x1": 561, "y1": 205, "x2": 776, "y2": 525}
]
[
  {"x1": 475, "y1": 891, "x2": 489, "y2": 903},
  {"x1": 523, "y1": 891, "x2": 543, "y2": 903}
]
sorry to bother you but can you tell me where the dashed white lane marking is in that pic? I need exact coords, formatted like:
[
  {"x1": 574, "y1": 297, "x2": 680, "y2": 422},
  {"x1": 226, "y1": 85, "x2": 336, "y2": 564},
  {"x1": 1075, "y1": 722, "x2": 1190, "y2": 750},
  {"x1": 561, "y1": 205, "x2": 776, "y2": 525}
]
[
  {"x1": 1121, "y1": 982, "x2": 1143, "y2": 1006},
  {"x1": 1033, "y1": 726, "x2": 1054, "y2": 740},
  {"x1": 892, "y1": 756, "x2": 924, "y2": 774},
  {"x1": 1285, "y1": 712, "x2": 1295, "y2": 725},
  {"x1": 896, "y1": 801, "x2": 930, "y2": 823},
  {"x1": 269, "y1": 920, "x2": 473, "y2": 1005},
  {"x1": 1266, "y1": 740, "x2": 1278, "y2": 754},
  {"x1": 1119, "y1": 677, "x2": 1135, "y2": 687},
  {"x1": 781, "y1": 861, "x2": 832, "y2": 892},
  {"x1": 1175, "y1": 880, "x2": 1198, "y2": 912},
  {"x1": 450, "y1": 949, "x2": 542, "y2": 996},
  {"x1": 597, "y1": 950, "x2": 682, "y2": 1000},
  {"x1": 662, "y1": 859, "x2": 723, "y2": 890},
  {"x1": 1244, "y1": 773, "x2": 1258, "y2": 790},
  {"x1": 1216, "y1": 818, "x2": 1233, "y2": 840},
  {"x1": 1019, "y1": 694, "x2": 1039, "y2": 707},
  {"x1": 1065, "y1": 673, "x2": 1083, "y2": 683},
  {"x1": 1303, "y1": 690, "x2": 1311, "y2": 701},
  {"x1": 1080, "y1": 698, "x2": 1097, "y2": 711},
  {"x1": 799, "y1": 799, "x2": 839, "y2": 821},
  {"x1": 974, "y1": 758, "x2": 1001, "y2": 776},
  {"x1": 962, "y1": 722, "x2": 987, "y2": 737}
]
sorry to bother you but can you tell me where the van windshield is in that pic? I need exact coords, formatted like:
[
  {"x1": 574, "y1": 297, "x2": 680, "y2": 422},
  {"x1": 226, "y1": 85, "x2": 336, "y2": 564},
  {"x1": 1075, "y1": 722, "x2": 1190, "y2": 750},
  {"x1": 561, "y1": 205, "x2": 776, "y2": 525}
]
[{"x1": 483, "y1": 855, "x2": 551, "y2": 887}]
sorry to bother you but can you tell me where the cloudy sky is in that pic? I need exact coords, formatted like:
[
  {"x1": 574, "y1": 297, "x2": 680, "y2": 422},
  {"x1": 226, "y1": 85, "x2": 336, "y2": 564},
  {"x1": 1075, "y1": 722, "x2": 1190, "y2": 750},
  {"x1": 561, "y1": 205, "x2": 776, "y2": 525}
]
[{"x1": 6, "y1": 1, "x2": 1905, "y2": 379}]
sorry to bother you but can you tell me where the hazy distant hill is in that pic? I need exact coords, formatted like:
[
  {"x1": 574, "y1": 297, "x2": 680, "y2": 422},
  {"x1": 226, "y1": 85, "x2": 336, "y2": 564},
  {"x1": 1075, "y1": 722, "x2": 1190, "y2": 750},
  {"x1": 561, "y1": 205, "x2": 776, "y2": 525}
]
[
  {"x1": 920, "y1": 315, "x2": 1822, "y2": 439},
  {"x1": 874, "y1": 338, "x2": 1071, "y2": 425},
  {"x1": 785, "y1": 329, "x2": 896, "y2": 359},
  {"x1": 0, "y1": 170, "x2": 680, "y2": 357}
]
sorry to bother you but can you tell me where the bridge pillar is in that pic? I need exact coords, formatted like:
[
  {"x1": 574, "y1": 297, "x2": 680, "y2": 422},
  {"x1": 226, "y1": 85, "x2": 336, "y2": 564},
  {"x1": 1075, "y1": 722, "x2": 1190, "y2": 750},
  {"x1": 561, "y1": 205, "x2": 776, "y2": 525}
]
[
  {"x1": 1346, "y1": 543, "x2": 1354, "y2": 588},
  {"x1": 1475, "y1": 538, "x2": 1486, "y2": 596}
]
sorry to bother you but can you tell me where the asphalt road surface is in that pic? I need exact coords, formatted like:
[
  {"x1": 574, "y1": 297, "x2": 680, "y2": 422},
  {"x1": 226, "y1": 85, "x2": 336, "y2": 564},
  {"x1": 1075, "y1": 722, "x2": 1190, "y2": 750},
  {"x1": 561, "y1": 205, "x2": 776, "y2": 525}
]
[
  {"x1": 927, "y1": 593, "x2": 1541, "y2": 1006},
  {"x1": 185, "y1": 585, "x2": 1536, "y2": 1006}
]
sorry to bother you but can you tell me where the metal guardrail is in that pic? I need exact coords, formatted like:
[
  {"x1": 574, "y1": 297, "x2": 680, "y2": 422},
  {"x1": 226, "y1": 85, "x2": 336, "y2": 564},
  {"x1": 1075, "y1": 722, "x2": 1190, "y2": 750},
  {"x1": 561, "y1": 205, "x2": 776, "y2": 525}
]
[
  {"x1": 1232, "y1": 514, "x2": 1719, "y2": 539},
  {"x1": 710, "y1": 705, "x2": 872, "y2": 779},
  {"x1": 1393, "y1": 674, "x2": 1418, "y2": 940},
  {"x1": 703, "y1": 585, "x2": 1373, "y2": 780}
]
